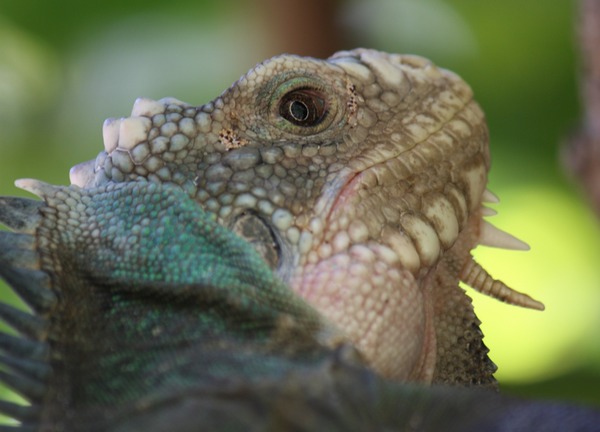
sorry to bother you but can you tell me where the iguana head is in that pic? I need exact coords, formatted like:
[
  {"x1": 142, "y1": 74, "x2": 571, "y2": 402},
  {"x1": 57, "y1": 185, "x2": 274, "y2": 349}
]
[{"x1": 70, "y1": 48, "x2": 542, "y2": 384}]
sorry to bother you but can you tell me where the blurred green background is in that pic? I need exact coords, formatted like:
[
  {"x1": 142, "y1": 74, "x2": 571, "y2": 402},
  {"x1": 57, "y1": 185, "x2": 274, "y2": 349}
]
[{"x1": 0, "y1": 0, "x2": 598, "y2": 408}]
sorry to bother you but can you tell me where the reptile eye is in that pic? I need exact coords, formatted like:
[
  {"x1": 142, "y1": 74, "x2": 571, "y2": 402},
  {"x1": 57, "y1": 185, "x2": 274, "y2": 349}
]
[
  {"x1": 268, "y1": 76, "x2": 343, "y2": 136},
  {"x1": 279, "y1": 89, "x2": 327, "y2": 127}
]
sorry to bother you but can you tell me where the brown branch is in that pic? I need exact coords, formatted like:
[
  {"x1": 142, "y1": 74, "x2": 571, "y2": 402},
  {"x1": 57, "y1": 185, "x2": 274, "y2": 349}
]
[
  {"x1": 564, "y1": 0, "x2": 600, "y2": 216},
  {"x1": 258, "y1": 0, "x2": 344, "y2": 59}
]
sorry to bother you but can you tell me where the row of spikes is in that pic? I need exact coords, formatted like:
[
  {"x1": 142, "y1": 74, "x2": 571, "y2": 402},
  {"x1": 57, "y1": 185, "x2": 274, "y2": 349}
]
[
  {"x1": 0, "y1": 194, "x2": 55, "y2": 431},
  {"x1": 461, "y1": 189, "x2": 544, "y2": 311}
]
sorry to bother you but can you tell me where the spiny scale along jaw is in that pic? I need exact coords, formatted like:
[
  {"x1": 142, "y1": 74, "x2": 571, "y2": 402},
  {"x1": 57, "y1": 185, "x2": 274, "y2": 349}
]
[{"x1": 70, "y1": 48, "x2": 542, "y2": 384}]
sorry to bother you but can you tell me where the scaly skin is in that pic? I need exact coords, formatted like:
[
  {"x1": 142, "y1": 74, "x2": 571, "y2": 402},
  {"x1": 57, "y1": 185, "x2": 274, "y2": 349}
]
[
  {"x1": 0, "y1": 181, "x2": 596, "y2": 430},
  {"x1": 70, "y1": 49, "x2": 542, "y2": 385}
]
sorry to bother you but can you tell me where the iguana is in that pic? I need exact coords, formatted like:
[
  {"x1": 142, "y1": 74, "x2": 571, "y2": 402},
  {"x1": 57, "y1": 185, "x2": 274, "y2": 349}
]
[
  {"x1": 69, "y1": 48, "x2": 542, "y2": 385},
  {"x1": 0, "y1": 48, "x2": 598, "y2": 430}
]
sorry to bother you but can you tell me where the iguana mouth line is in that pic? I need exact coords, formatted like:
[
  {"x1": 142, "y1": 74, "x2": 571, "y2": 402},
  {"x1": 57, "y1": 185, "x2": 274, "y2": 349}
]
[
  {"x1": 322, "y1": 149, "x2": 410, "y2": 228},
  {"x1": 324, "y1": 170, "x2": 361, "y2": 226}
]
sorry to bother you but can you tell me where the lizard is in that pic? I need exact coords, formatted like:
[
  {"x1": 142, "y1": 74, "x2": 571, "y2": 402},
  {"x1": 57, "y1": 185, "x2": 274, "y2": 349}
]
[
  {"x1": 64, "y1": 48, "x2": 543, "y2": 386},
  {"x1": 5, "y1": 48, "x2": 592, "y2": 430},
  {"x1": 0, "y1": 178, "x2": 599, "y2": 431}
]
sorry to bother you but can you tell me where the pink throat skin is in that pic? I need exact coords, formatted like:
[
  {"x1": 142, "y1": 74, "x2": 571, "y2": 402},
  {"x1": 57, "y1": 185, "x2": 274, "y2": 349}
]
[
  {"x1": 288, "y1": 162, "x2": 442, "y2": 381},
  {"x1": 289, "y1": 234, "x2": 441, "y2": 381}
]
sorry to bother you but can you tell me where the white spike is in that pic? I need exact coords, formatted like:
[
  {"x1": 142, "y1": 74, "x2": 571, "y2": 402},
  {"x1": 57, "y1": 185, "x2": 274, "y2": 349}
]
[
  {"x1": 117, "y1": 117, "x2": 151, "y2": 150},
  {"x1": 481, "y1": 206, "x2": 497, "y2": 217},
  {"x1": 69, "y1": 160, "x2": 95, "y2": 188},
  {"x1": 330, "y1": 57, "x2": 373, "y2": 81},
  {"x1": 131, "y1": 97, "x2": 164, "y2": 117},
  {"x1": 461, "y1": 258, "x2": 544, "y2": 311},
  {"x1": 359, "y1": 50, "x2": 404, "y2": 86},
  {"x1": 102, "y1": 118, "x2": 121, "y2": 153},
  {"x1": 479, "y1": 220, "x2": 530, "y2": 251},
  {"x1": 482, "y1": 189, "x2": 500, "y2": 203},
  {"x1": 158, "y1": 97, "x2": 190, "y2": 108},
  {"x1": 15, "y1": 179, "x2": 56, "y2": 198}
]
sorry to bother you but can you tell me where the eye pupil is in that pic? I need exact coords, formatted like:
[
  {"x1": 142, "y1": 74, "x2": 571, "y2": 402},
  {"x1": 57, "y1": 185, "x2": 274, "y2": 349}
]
[
  {"x1": 279, "y1": 89, "x2": 327, "y2": 127},
  {"x1": 289, "y1": 100, "x2": 309, "y2": 121}
]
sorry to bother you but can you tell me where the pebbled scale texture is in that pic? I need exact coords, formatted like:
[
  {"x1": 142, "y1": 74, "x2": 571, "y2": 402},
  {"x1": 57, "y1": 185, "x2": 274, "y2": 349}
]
[
  {"x1": 71, "y1": 49, "x2": 542, "y2": 384},
  {"x1": 0, "y1": 49, "x2": 575, "y2": 431},
  {"x1": 0, "y1": 180, "x2": 597, "y2": 431}
]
